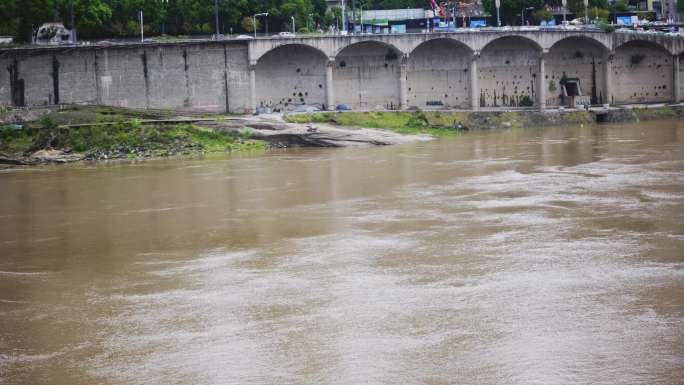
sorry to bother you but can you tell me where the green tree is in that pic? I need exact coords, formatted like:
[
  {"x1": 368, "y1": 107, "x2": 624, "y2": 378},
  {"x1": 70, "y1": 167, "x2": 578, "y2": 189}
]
[{"x1": 241, "y1": 15, "x2": 260, "y2": 33}]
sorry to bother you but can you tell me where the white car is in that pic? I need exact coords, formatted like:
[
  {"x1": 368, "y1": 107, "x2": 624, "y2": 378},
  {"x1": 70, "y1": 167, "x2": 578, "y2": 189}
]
[
  {"x1": 235, "y1": 35, "x2": 253, "y2": 39},
  {"x1": 278, "y1": 32, "x2": 296, "y2": 38}
]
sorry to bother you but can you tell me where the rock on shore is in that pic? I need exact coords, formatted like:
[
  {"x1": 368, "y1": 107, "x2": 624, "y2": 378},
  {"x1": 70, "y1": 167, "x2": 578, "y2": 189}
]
[{"x1": 198, "y1": 116, "x2": 434, "y2": 148}]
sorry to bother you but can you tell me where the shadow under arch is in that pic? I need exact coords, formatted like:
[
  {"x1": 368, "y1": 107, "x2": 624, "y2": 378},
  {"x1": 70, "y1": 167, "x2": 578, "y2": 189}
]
[
  {"x1": 407, "y1": 38, "x2": 474, "y2": 109},
  {"x1": 548, "y1": 35, "x2": 610, "y2": 55},
  {"x1": 478, "y1": 35, "x2": 541, "y2": 108},
  {"x1": 546, "y1": 36, "x2": 611, "y2": 107},
  {"x1": 334, "y1": 40, "x2": 403, "y2": 59},
  {"x1": 255, "y1": 43, "x2": 329, "y2": 111},
  {"x1": 612, "y1": 39, "x2": 674, "y2": 104},
  {"x1": 255, "y1": 42, "x2": 328, "y2": 64},
  {"x1": 333, "y1": 40, "x2": 403, "y2": 110},
  {"x1": 614, "y1": 39, "x2": 670, "y2": 54},
  {"x1": 408, "y1": 37, "x2": 473, "y2": 57},
  {"x1": 480, "y1": 35, "x2": 543, "y2": 54}
]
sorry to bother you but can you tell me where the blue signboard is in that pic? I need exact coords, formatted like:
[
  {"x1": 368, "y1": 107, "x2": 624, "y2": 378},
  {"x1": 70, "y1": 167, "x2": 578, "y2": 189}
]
[
  {"x1": 391, "y1": 24, "x2": 406, "y2": 33},
  {"x1": 617, "y1": 15, "x2": 633, "y2": 25},
  {"x1": 469, "y1": 19, "x2": 487, "y2": 27}
]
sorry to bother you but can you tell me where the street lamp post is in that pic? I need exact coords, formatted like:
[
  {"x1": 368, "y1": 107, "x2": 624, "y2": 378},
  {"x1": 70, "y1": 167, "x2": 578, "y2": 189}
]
[
  {"x1": 341, "y1": 0, "x2": 347, "y2": 33},
  {"x1": 359, "y1": 6, "x2": 363, "y2": 33},
  {"x1": 291, "y1": 16, "x2": 295, "y2": 34},
  {"x1": 562, "y1": 0, "x2": 567, "y2": 24},
  {"x1": 69, "y1": 0, "x2": 77, "y2": 43},
  {"x1": 253, "y1": 13, "x2": 268, "y2": 38},
  {"x1": 495, "y1": 0, "x2": 501, "y2": 27},
  {"x1": 214, "y1": 0, "x2": 220, "y2": 38},
  {"x1": 583, "y1": 0, "x2": 589, "y2": 24}
]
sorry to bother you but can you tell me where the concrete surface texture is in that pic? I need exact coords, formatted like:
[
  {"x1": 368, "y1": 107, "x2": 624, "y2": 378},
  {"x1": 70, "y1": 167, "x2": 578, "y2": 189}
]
[
  {"x1": 407, "y1": 39, "x2": 471, "y2": 109},
  {"x1": 256, "y1": 44, "x2": 327, "y2": 111},
  {"x1": 613, "y1": 41, "x2": 673, "y2": 104},
  {"x1": 334, "y1": 41, "x2": 401, "y2": 110},
  {"x1": 1, "y1": 30, "x2": 684, "y2": 113},
  {"x1": 545, "y1": 37, "x2": 607, "y2": 106},
  {"x1": 478, "y1": 36, "x2": 539, "y2": 108}
]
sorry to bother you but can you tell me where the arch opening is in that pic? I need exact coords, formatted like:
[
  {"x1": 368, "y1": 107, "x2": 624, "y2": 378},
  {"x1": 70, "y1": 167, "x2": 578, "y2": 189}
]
[
  {"x1": 334, "y1": 41, "x2": 402, "y2": 110},
  {"x1": 613, "y1": 40, "x2": 673, "y2": 104},
  {"x1": 407, "y1": 38, "x2": 472, "y2": 109},
  {"x1": 255, "y1": 44, "x2": 328, "y2": 111},
  {"x1": 546, "y1": 37, "x2": 609, "y2": 107},
  {"x1": 479, "y1": 36, "x2": 541, "y2": 108}
]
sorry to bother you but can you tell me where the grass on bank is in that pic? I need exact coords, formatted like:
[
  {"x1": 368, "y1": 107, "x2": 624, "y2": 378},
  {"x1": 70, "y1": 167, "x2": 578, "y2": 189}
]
[
  {"x1": 284, "y1": 111, "x2": 465, "y2": 136},
  {"x1": 0, "y1": 109, "x2": 267, "y2": 159}
]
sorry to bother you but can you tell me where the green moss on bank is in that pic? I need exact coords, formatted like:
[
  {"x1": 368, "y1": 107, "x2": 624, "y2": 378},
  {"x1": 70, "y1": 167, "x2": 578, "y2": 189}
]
[
  {"x1": 285, "y1": 110, "x2": 595, "y2": 133},
  {"x1": 632, "y1": 106, "x2": 684, "y2": 120}
]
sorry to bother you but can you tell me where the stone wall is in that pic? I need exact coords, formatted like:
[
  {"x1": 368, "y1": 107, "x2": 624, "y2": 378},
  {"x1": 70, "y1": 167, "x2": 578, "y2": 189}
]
[
  {"x1": 255, "y1": 44, "x2": 327, "y2": 111},
  {"x1": 407, "y1": 39, "x2": 471, "y2": 109}
]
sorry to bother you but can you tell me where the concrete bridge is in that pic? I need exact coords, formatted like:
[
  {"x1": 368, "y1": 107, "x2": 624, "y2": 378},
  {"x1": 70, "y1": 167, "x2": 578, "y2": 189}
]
[{"x1": 1, "y1": 29, "x2": 684, "y2": 113}]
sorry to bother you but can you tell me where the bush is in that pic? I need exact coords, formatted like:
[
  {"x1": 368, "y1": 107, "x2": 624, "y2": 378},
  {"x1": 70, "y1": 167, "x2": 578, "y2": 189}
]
[{"x1": 598, "y1": 21, "x2": 615, "y2": 32}]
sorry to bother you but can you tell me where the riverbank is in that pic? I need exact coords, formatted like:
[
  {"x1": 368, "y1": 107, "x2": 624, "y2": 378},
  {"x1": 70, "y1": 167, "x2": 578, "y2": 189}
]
[{"x1": 2, "y1": 104, "x2": 683, "y2": 166}]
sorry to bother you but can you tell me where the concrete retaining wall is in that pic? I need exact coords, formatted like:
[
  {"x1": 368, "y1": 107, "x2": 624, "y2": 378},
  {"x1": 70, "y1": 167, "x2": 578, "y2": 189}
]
[
  {"x1": 0, "y1": 42, "x2": 251, "y2": 113},
  {"x1": 1, "y1": 32, "x2": 683, "y2": 113}
]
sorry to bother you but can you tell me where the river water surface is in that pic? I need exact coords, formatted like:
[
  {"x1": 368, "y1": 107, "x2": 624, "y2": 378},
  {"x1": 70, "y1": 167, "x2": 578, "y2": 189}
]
[{"x1": 2, "y1": 121, "x2": 684, "y2": 384}]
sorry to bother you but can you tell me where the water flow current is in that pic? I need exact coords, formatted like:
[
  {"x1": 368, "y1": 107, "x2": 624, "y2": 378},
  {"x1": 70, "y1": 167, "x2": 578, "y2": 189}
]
[{"x1": 1, "y1": 121, "x2": 684, "y2": 384}]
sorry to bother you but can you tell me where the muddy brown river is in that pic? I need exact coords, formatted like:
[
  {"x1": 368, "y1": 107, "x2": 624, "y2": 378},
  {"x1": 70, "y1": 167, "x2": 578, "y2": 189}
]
[{"x1": 1, "y1": 121, "x2": 684, "y2": 384}]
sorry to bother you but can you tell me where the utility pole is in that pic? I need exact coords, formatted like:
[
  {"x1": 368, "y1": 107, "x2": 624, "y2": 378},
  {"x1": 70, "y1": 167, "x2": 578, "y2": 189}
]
[
  {"x1": 292, "y1": 16, "x2": 295, "y2": 34},
  {"x1": 139, "y1": 10, "x2": 144, "y2": 42}
]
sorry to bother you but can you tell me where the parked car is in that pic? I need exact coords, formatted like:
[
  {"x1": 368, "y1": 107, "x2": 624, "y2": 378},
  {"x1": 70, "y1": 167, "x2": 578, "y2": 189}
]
[
  {"x1": 278, "y1": 32, "x2": 296, "y2": 38},
  {"x1": 336, "y1": 104, "x2": 351, "y2": 111},
  {"x1": 236, "y1": 34, "x2": 253, "y2": 39}
]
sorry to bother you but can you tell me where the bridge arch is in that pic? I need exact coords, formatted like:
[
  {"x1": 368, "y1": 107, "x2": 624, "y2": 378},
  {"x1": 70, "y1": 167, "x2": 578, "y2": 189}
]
[
  {"x1": 255, "y1": 44, "x2": 328, "y2": 111},
  {"x1": 546, "y1": 36, "x2": 610, "y2": 107},
  {"x1": 613, "y1": 40, "x2": 673, "y2": 104},
  {"x1": 407, "y1": 38, "x2": 473, "y2": 109},
  {"x1": 334, "y1": 41, "x2": 403, "y2": 109},
  {"x1": 478, "y1": 36, "x2": 542, "y2": 108}
]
